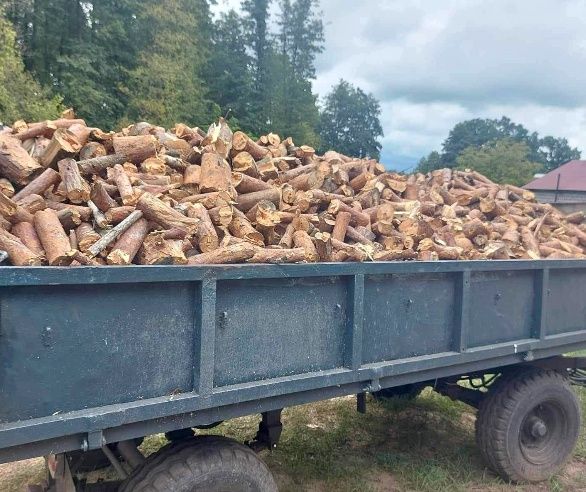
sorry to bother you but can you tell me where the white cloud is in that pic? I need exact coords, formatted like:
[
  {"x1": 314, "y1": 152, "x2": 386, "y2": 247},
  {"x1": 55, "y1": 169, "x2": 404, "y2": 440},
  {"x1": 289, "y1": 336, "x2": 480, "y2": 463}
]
[{"x1": 214, "y1": 0, "x2": 586, "y2": 168}]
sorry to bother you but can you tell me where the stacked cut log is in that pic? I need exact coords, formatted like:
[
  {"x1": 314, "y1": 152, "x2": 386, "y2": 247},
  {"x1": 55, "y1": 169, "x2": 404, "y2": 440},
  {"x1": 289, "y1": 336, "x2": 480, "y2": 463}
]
[{"x1": 0, "y1": 110, "x2": 585, "y2": 266}]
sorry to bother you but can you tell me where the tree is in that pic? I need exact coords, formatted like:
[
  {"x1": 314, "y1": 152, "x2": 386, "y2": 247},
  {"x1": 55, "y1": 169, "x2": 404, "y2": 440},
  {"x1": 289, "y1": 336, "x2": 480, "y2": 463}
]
[
  {"x1": 416, "y1": 151, "x2": 442, "y2": 173},
  {"x1": 204, "y1": 10, "x2": 255, "y2": 130},
  {"x1": 440, "y1": 116, "x2": 580, "y2": 170},
  {"x1": 455, "y1": 139, "x2": 542, "y2": 186},
  {"x1": 124, "y1": 0, "x2": 218, "y2": 128},
  {"x1": 0, "y1": 10, "x2": 62, "y2": 124},
  {"x1": 242, "y1": 0, "x2": 271, "y2": 134},
  {"x1": 319, "y1": 80, "x2": 383, "y2": 159},
  {"x1": 536, "y1": 135, "x2": 581, "y2": 172}
]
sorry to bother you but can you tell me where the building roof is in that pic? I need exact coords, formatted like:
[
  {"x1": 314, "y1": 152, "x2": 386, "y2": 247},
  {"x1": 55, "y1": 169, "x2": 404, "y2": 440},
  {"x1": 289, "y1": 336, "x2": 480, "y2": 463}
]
[{"x1": 524, "y1": 160, "x2": 586, "y2": 191}]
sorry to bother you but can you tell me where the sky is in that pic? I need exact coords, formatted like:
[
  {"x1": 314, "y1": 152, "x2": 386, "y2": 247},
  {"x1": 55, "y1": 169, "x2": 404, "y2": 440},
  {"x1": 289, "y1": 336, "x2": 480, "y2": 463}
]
[{"x1": 214, "y1": 0, "x2": 586, "y2": 170}]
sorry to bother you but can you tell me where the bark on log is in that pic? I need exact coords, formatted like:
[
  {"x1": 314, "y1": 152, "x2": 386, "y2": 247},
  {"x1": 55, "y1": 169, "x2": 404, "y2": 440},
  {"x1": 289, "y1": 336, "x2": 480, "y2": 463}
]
[
  {"x1": 111, "y1": 164, "x2": 137, "y2": 205},
  {"x1": 331, "y1": 211, "x2": 352, "y2": 242},
  {"x1": 107, "y1": 218, "x2": 150, "y2": 265},
  {"x1": 187, "y1": 203, "x2": 219, "y2": 253},
  {"x1": 235, "y1": 188, "x2": 281, "y2": 212},
  {"x1": 34, "y1": 209, "x2": 75, "y2": 265},
  {"x1": 78, "y1": 154, "x2": 127, "y2": 175},
  {"x1": 229, "y1": 209, "x2": 265, "y2": 246},
  {"x1": 57, "y1": 208, "x2": 82, "y2": 231},
  {"x1": 105, "y1": 206, "x2": 135, "y2": 225},
  {"x1": 292, "y1": 230, "x2": 318, "y2": 261},
  {"x1": 249, "y1": 247, "x2": 307, "y2": 264},
  {"x1": 0, "y1": 136, "x2": 42, "y2": 185},
  {"x1": 0, "y1": 228, "x2": 42, "y2": 265},
  {"x1": 91, "y1": 181, "x2": 118, "y2": 212},
  {"x1": 233, "y1": 172, "x2": 273, "y2": 194},
  {"x1": 10, "y1": 222, "x2": 45, "y2": 257},
  {"x1": 46, "y1": 201, "x2": 92, "y2": 222},
  {"x1": 0, "y1": 191, "x2": 34, "y2": 224},
  {"x1": 87, "y1": 210, "x2": 144, "y2": 257},
  {"x1": 112, "y1": 135, "x2": 158, "y2": 164},
  {"x1": 136, "y1": 192, "x2": 199, "y2": 233},
  {"x1": 57, "y1": 159, "x2": 90, "y2": 203},
  {"x1": 232, "y1": 131, "x2": 270, "y2": 160},
  {"x1": 13, "y1": 168, "x2": 61, "y2": 202},
  {"x1": 188, "y1": 242, "x2": 256, "y2": 265}
]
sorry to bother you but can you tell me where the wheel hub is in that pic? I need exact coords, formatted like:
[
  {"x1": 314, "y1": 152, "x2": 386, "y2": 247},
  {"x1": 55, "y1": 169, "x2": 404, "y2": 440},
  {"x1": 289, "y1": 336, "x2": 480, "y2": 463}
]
[{"x1": 528, "y1": 417, "x2": 548, "y2": 438}]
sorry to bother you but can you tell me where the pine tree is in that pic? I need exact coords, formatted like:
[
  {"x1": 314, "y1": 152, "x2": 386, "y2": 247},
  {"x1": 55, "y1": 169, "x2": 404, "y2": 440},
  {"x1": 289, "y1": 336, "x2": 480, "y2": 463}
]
[
  {"x1": 0, "y1": 9, "x2": 62, "y2": 124},
  {"x1": 124, "y1": 0, "x2": 218, "y2": 128},
  {"x1": 204, "y1": 10, "x2": 254, "y2": 130}
]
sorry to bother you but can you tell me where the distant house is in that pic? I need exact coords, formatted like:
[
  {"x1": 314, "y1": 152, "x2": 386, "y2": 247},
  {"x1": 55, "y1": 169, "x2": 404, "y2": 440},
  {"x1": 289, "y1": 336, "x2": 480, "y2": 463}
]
[{"x1": 524, "y1": 160, "x2": 586, "y2": 213}]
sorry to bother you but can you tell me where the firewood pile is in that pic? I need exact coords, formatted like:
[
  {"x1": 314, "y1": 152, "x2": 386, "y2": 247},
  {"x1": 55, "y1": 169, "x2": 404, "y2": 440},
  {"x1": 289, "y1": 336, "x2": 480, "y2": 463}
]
[{"x1": 0, "y1": 111, "x2": 584, "y2": 266}]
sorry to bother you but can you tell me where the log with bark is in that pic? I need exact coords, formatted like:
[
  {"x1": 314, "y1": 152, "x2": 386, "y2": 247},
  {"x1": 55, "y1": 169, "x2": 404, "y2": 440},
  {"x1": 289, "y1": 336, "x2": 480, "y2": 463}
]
[{"x1": 1, "y1": 114, "x2": 585, "y2": 267}]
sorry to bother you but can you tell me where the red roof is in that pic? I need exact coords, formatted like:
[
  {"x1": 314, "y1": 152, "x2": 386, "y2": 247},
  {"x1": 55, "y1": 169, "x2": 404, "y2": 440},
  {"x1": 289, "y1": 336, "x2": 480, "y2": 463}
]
[{"x1": 524, "y1": 160, "x2": 586, "y2": 191}]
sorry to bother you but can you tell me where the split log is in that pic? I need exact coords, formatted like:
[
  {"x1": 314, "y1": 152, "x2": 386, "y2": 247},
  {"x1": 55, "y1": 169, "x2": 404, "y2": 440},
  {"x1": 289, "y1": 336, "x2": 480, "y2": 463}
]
[
  {"x1": 111, "y1": 164, "x2": 137, "y2": 205},
  {"x1": 138, "y1": 233, "x2": 187, "y2": 265},
  {"x1": 91, "y1": 181, "x2": 118, "y2": 212},
  {"x1": 57, "y1": 159, "x2": 90, "y2": 203},
  {"x1": 183, "y1": 165, "x2": 201, "y2": 192},
  {"x1": 16, "y1": 194, "x2": 45, "y2": 214},
  {"x1": 76, "y1": 223, "x2": 101, "y2": 253},
  {"x1": 229, "y1": 209, "x2": 265, "y2": 246},
  {"x1": 292, "y1": 230, "x2": 318, "y2": 261},
  {"x1": 34, "y1": 209, "x2": 75, "y2": 265},
  {"x1": 232, "y1": 151, "x2": 260, "y2": 178},
  {"x1": 0, "y1": 191, "x2": 34, "y2": 224},
  {"x1": 87, "y1": 210, "x2": 144, "y2": 257},
  {"x1": 200, "y1": 153, "x2": 233, "y2": 194},
  {"x1": 188, "y1": 242, "x2": 256, "y2": 265},
  {"x1": 0, "y1": 178, "x2": 15, "y2": 197},
  {"x1": 314, "y1": 232, "x2": 333, "y2": 261},
  {"x1": 208, "y1": 205, "x2": 233, "y2": 227},
  {"x1": 331, "y1": 238, "x2": 368, "y2": 262},
  {"x1": 137, "y1": 192, "x2": 199, "y2": 234},
  {"x1": 0, "y1": 228, "x2": 43, "y2": 265},
  {"x1": 520, "y1": 226, "x2": 541, "y2": 259},
  {"x1": 40, "y1": 129, "x2": 82, "y2": 168},
  {"x1": 0, "y1": 136, "x2": 42, "y2": 185},
  {"x1": 107, "y1": 218, "x2": 150, "y2": 265},
  {"x1": 187, "y1": 203, "x2": 219, "y2": 253},
  {"x1": 328, "y1": 199, "x2": 370, "y2": 227},
  {"x1": 57, "y1": 208, "x2": 82, "y2": 231},
  {"x1": 87, "y1": 200, "x2": 109, "y2": 229}
]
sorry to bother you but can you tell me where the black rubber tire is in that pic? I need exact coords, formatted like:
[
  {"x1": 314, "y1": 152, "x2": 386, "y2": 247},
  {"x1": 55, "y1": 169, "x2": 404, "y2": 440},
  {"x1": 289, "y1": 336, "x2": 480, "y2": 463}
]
[
  {"x1": 118, "y1": 435, "x2": 278, "y2": 492},
  {"x1": 475, "y1": 368, "x2": 581, "y2": 483},
  {"x1": 372, "y1": 383, "x2": 425, "y2": 401}
]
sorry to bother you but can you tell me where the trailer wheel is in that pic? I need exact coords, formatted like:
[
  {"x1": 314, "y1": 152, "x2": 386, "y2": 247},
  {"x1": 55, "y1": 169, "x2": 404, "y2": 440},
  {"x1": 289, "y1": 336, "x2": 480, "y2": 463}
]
[
  {"x1": 476, "y1": 368, "x2": 581, "y2": 483},
  {"x1": 118, "y1": 435, "x2": 277, "y2": 492}
]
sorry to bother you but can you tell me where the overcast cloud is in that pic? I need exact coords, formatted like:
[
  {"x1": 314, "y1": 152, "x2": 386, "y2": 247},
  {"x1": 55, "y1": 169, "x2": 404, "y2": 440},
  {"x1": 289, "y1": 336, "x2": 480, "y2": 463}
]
[{"x1": 215, "y1": 0, "x2": 586, "y2": 170}]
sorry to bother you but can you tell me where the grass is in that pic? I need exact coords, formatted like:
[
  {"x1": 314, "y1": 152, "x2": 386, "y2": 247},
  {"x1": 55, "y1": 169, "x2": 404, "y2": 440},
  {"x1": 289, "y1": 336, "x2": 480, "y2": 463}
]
[{"x1": 1, "y1": 387, "x2": 585, "y2": 491}]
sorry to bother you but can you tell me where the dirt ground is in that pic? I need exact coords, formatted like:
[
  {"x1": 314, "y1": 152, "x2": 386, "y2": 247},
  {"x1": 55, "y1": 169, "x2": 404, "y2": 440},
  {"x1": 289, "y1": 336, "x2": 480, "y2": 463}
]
[{"x1": 1, "y1": 390, "x2": 585, "y2": 492}]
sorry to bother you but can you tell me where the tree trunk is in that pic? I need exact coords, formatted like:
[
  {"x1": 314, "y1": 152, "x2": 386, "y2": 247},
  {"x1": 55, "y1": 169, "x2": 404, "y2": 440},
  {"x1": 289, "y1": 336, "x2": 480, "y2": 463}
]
[
  {"x1": 188, "y1": 242, "x2": 256, "y2": 265},
  {"x1": 107, "y1": 218, "x2": 150, "y2": 265},
  {"x1": 0, "y1": 228, "x2": 43, "y2": 265},
  {"x1": 40, "y1": 129, "x2": 82, "y2": 168},
  {"x1": 58, "y1": 158, "x2": 90, "y2": 203},
  {"x1": 136, "y1": 192, "x2": 199, "y2": 234},
  {"x1": 10, "y1": 221, "x2": 45, "y2": 258},
  {"x1": 112, "y1": 135, "x2": 158, "y2": 164}
]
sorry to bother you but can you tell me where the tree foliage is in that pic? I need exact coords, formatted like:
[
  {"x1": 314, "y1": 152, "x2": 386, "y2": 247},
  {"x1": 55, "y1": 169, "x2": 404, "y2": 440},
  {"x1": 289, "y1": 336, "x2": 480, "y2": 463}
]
[
  {"x1": 0, "y1": 10, "x2": 62, "y2": 123},
  {"x1": 455, "y1": 139, "x2": 542, "y2": 186},
  {"x1": 439, "y1": 117, "x2": 580, "y2": 171},
  {"x1": 319, "y1": 80, "x2": 384, "y2": 159}
]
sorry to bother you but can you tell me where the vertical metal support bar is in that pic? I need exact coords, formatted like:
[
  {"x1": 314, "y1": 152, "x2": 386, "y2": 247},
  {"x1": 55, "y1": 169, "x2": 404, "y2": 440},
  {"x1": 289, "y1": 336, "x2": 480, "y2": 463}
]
[
  {"x1": 455, "y1": 270, "x2": 471, "y2": 353},
  {"x1": 533, "y1": 268, "x2": 549, "y2": 340},
  {"x1": 196, "y1": 276, "x2": 217, "y2": 397},
  {"x1": 345, "y1": 274, "x2": 365, "y2": 370}
]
